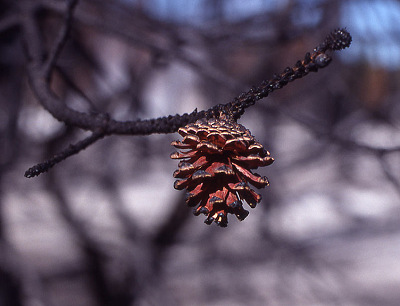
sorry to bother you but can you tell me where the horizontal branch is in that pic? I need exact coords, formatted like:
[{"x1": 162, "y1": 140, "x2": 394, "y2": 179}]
[
  {"x1": 20, "y1": 0, "x2": 353, "y2": 177},
  {"x1": 25, "y1": 24, "x2": 352, "y2": 136}
]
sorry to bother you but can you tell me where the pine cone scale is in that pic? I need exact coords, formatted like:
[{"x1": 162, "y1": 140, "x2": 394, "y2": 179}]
[{"x1": 171, "y1": 118, "x2": 274, "y2": 227}]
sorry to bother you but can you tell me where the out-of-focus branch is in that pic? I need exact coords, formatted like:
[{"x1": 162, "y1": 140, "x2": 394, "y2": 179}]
[
  {"x1": 43, "y1": 0, "x2": 78, "y2": 79},
  {"x1": 0, "y1": 14, "x2": 20, "y2": 34},
  {"x1": 46, "y1": 155, "x2": 136, "y2": 306},
  {"x1": 99, "y1": 174, "x2": 142, "y2": 242},
  {"x1": 54, "y1": 65, "x2": 98, "y2": 111},
  {"x1": 42, "y1": 0, "x2": 244, "y2": 91},
  {"x1": 0, "y1": 242, "x2": 53, "y2": 306},
  {"x1": 151, "y1": 193, "x2": 190, "y2": 272},
  {"x1": 277, "y1": 104, "x2": 400, "y2": 155},
  {"x1": 379, "y1": 156, "x2": 400, "y2": 198}
]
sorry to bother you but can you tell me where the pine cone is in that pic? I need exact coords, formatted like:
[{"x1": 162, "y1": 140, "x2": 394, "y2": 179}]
[{"x1": 170, "y1": 118, "x2": 274, "y2": 227}]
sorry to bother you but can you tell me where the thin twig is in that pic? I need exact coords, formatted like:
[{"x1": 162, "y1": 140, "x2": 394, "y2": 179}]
[
  {"x1": 275, "y1": 103, "x2": 400, "y2": 155},
  {"x1": 0, "y1": 241, "x2": 53, "y2": 306},
  {"x1": 378, "y1": 156, "x2": 400, "y2": 199},
  {"x1": 42, "y1": 0, "x2": 244, "y2": 92},
  {"x1": 43, "y1": 0, "x2": 79, "y2": 78},
  {"x1": 55, "y1": 65, "x2": 98, "y2": 112},
  {"x1": 45, "y1": 165, "x2": 127, "y2": 305},
  {"x1": 24, "y1": 129, "x2": 106, "y2": 178},
  {"x1": 223, "y1": 28, "x2": 352, "y2": 119}
]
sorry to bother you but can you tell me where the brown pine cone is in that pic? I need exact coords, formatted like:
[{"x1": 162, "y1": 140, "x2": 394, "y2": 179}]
[{"x1": 170, "y1": 118, "x2": 274, "y2": 227}]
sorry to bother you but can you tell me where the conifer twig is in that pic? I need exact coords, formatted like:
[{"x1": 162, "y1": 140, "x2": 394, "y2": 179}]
[
  {"x1": 24, "y1": 22, "x2": 351, "y2": 177},
  {"x1": 219, "y1": 28, "x2": 352, "y2": 119},
  {"x1": 24, "y1": 130, "x2": 105, "y2": 178}
]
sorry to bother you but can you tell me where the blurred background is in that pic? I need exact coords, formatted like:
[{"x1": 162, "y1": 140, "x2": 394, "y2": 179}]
[{"x1": 1, "y1": 0, "x2": 400, "y2": 305}]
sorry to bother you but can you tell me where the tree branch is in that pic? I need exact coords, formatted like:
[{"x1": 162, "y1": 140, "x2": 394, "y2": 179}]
[
  {"x1": 21, "y1": 0, "x2": 352, "y2": 176},
  {"x1": 24, "y1": 129, "x2": 106, "y2": 178},
  {"x1": 223, "y1": 28, "x2": 352, "y2": 119},
  {"x1": 43, "y1": 0, "x2": 79, "y2": 79}
]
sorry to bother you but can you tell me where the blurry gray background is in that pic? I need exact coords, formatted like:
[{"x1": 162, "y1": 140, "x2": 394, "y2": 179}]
[{"x1": 1, "y1": 0, "x2": 400, "y2": 305}]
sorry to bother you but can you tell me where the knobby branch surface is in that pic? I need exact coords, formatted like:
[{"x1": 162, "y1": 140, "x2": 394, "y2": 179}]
[
  {"x1": 24, "y1": 129, "x2": 106, "y2": 178},
  {"x1": 218, "y1": 28, "x2": 352, "y2": 120},
  {"x1": 22, "y1": 0, "x2": 352, "y2": 178}
]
